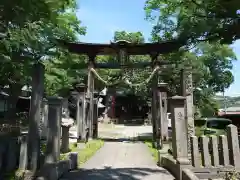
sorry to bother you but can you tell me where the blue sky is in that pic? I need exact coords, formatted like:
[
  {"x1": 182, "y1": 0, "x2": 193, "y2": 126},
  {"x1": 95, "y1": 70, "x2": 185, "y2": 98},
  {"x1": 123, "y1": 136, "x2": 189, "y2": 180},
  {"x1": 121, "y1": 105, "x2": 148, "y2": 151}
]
[{"x1": 76, "y1": 0, "x2": 240, "y2": 97}]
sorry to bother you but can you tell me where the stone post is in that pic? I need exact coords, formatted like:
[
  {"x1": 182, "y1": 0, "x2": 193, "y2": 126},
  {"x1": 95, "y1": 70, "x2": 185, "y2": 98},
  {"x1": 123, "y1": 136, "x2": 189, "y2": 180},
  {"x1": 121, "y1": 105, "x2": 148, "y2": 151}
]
[
  {"x1": 70, "y1": 91, "x2": 80, "y2": 137},
  {"x1": 68, "y1": 152, "x2": 78, "y2": 170},
  {"x1": 19, "y1": 135, "x2": 28, "y2": 170},
  {"x1": 169, "y1": 96, "x2": 189, "y2": 164},
  {"x1": 45, "y1": 97, "x2": 63, "y2": 163},
  {"x1": 27, "y1": 62, "x2": 44, "y2": 171},
  {"x1": 157, "y1": 83, "x2": 168, "y2": 143},
  {"x1": 108, "y1": 87, "x2": 116, "y2": 123},
  {"x1": 75, "y1": 83, "x2": 86, "y2": 141},
  {"x1": 40, "y1": 99, "x2": 48, "y2": 139},
  {"x1": 84, "y1": 97, "x2": 90, "y2": 141},
  {"x1": 61, "y1": 126, "x2": 70, "y2": 153},
  {"x1": 180, "y1": 69, "x2": 195, "y2": 153},
  {"x1": 93, "y1": 98, "x2": 98, "y2": 139}
]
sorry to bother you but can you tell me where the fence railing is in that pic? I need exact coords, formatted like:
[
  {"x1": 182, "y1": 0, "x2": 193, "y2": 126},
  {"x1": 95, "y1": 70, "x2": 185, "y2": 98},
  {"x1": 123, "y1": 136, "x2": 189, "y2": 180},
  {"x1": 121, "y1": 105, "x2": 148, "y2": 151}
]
[{"x1": 161, "y1": 124, "x2": 240, "y2": 180}]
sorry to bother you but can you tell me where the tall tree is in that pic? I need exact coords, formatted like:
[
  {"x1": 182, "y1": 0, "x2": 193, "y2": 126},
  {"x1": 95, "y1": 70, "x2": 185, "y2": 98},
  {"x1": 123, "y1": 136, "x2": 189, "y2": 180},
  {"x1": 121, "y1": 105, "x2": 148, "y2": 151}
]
[
  {"x1": 144, "y1": 0, "x2": 238, "y2": 116},
  {"x1": 145, "y1": 0, "x2": 240, "y2": 44},
  {"x1": 0, "y1": 0, "x2": 86, "y2": 122}
]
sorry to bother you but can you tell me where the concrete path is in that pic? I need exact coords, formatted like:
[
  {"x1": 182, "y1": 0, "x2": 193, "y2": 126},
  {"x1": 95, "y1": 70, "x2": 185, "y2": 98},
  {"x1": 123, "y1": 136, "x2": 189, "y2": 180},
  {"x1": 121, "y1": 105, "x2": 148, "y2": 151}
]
[{"x1": 62, "y1": 141, "x2": 174, "y2": 180}]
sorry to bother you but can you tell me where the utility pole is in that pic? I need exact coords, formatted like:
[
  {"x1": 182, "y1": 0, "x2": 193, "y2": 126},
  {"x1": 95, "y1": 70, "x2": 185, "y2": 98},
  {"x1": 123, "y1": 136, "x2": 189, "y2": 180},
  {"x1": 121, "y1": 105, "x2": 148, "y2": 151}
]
[{"x1": 223, "y1": 89, "x2": 227, "y2": 113}]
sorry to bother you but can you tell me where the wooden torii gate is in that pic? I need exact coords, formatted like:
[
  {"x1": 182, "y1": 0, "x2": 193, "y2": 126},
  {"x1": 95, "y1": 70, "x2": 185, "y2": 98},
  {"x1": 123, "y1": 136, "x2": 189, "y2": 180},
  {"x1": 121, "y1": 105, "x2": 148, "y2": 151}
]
[{"x1": 58, "y1": 39, "x2": 187, "y2": 145}]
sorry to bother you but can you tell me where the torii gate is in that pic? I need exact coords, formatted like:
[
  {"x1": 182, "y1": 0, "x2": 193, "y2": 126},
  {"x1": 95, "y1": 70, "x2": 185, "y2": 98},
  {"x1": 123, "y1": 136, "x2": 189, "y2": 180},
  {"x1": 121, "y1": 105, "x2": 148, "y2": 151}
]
[{"x1": 58, "y1": 38, "x2": 192, "y2": 147}]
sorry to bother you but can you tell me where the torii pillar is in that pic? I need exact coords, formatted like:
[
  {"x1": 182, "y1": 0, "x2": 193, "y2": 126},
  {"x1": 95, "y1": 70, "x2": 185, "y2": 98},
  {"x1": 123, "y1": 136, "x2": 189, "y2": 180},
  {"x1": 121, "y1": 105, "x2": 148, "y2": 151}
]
[
  {"x1": 151, "y1": 56, "x2": 159, "y2": 147},
  {"x1": 87, "y1": 54, "x2": 96, "y2": 138}
]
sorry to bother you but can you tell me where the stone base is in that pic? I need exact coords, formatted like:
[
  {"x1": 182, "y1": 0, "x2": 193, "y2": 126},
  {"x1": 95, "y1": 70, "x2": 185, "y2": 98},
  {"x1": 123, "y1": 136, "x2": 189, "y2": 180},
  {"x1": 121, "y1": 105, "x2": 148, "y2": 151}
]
[
  {"x1": 35, "y1": 152, "x2": 78, "y2": 180},
  {"x1": 157, "y1": 144, "x2": 171, "y2": 166}
]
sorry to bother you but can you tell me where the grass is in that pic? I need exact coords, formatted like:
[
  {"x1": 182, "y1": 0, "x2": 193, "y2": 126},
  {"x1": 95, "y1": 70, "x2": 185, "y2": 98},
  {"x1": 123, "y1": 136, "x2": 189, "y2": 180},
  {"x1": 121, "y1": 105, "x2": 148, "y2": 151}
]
[
  {"x1": 145, "y1": 141, "x2": 158, "y2": 162},
  {"x1": 137, "y1": 135, "x2": 158, "y2": 162},
  {"x1": 137, "y1": 135, "x2": 172, "y2": 163},
  {"x1": 61, "y1": 139, "x2": 104, "y2": 167}
]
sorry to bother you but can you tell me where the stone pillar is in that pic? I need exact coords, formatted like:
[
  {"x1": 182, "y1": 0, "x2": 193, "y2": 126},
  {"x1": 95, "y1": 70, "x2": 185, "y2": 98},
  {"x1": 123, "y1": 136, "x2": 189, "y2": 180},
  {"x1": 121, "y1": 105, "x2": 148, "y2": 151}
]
[
  {"x1": 180, "y1": 69, "x2": 195, "y2": 153},
  {"x1": 61, "y1": 126, "x2": 70, "y2": 153},
  {"x1": 45, "y1": 97, "x2": 63, "y2": 163},
  {"x1": 75, "y1": 83, "x2": 86, "y2": 140},
  {"x1": 169, "y1": 96, "x2": 189, "y2": 164},
  {"x1": 62, "y1": 98, "x2": 69, "y2": 117},
  {"x1": 27, "y1": 63, "x2": 44, "y2": 171},
  {"x1": 19, "y1": 135, "x2": 28, "y2": 170},
  {"x1": 71, "y1": 91, "x2": 82, "y2": 140},
  {"x1": 40, "y1": 99, "x2": 48, "y2": 139},
  {"x1": 87, "y1": 56, "x2": 95, "y2": 138},
  {"x1": 107, "y1": 87, "x2": 116, "y2": 122},
  {"x1": 84, "y1": 98, "x2": 90, "y2": 140},
  {"x1": 68, "y1": 152, "x2": 78, "y2": 170},
  {"x1": 157, "y1": 83, "x2": 169, "y2": 143},
  {"x1": 93, "y1": 98, "x2": 98, "y2": 139}
]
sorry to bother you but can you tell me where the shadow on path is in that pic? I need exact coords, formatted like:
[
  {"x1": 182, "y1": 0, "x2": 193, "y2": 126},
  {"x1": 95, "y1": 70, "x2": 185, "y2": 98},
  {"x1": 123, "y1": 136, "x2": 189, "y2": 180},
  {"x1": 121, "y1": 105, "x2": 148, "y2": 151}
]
[
  {"x1": 62, "y1": 166, "x2": 172, "y2": 180},
  {"x1": 97, "y1": 137, "x2": 138, "y2": 142}
]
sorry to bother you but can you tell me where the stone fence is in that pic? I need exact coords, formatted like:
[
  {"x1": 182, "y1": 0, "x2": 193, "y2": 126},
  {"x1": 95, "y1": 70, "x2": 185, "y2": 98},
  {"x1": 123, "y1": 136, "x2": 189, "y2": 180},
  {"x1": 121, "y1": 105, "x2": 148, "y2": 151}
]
[
  {"x1": 160, "y1": 96, "x2": 240, "y2": 180},
  {"x1": 0, "y1": 96, "x2": 76, "y2": 178}
]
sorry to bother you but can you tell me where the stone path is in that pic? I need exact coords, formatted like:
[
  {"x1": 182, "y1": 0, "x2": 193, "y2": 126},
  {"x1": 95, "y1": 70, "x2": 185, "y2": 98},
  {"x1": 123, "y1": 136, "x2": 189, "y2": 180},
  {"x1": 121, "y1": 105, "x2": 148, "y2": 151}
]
[{"x1": 62, "y1": 141, "x2": 174, "y2": 180}]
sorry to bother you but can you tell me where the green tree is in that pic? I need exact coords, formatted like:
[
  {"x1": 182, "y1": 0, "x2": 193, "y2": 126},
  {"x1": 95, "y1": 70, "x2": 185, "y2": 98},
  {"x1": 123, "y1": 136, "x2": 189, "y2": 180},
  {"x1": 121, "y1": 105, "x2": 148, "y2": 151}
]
[
  {"x1": 144, "y1": 0, "x2": 238, "y2": 116},
  {"x1": 145, "y1": 0, "x2": 240, "y2": 44},
  {"x1": 0, "y1": 0, "x2": 86, "y2": 122},
  {"x1": 95, "y1": 31, "x2": 151, "y2": 98}
]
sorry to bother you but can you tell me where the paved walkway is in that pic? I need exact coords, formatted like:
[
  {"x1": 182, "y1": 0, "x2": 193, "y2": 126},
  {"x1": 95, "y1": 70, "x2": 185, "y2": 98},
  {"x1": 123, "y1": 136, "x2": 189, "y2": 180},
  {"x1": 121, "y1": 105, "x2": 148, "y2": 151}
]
[{"x1": 62, "y1": 141, "x2": 174, "y2": 180}]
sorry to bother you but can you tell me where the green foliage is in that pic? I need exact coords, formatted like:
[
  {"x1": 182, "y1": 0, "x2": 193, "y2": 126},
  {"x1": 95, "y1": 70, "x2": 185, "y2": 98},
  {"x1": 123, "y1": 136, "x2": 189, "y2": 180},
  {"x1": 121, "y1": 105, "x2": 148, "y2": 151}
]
[
  {"x1": 145, "y1": 0, "x2": 240, "y2": 44},
  {"x1": 0, "y1": 0, "x2": 86, "y2": 99},
  {"x1": 0, "y1": 0, "x2": 87, "y2": 124},
  {"x1": 144, "y1": 0, "x2": 238, "y2": 116},
  {"x1": 95, "y1": 31, "x2": 152, "y2": 100},
  {"x1": 95, "y1": 29, "x2": 236, "y2": 116}
]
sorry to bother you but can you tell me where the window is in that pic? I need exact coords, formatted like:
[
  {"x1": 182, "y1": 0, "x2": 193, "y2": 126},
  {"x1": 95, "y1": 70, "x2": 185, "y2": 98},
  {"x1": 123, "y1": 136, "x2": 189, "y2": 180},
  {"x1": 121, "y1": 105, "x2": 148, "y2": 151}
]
[
  {"x1": 207, "y1": 120, "x2": 231, "y2": 129},
  {"x1": 195, "y1": 120, "x2": 206, "y2": 127}
]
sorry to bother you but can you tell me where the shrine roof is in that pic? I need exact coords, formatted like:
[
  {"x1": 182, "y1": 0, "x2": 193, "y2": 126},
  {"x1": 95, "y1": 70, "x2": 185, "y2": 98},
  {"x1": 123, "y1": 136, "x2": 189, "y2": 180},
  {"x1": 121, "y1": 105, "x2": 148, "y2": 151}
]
[{"x1": 57, "y1": 39, "x2": 185, "y2": 55}]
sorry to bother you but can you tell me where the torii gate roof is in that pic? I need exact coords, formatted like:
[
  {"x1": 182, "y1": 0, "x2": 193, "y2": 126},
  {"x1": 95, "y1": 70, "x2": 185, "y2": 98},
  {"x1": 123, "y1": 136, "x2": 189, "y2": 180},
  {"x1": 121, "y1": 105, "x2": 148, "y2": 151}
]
[{"x1": 57, "y1": 39, "x2": 186, "y2": 55}]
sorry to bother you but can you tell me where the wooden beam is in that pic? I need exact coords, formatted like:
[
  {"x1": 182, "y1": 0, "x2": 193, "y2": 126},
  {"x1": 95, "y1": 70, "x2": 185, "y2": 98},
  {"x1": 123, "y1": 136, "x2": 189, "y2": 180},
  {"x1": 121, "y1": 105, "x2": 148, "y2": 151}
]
[
  {"x1": 69, "y1": 62, "x2": 173, "y2": 69},
  {"x1": 57, "y1": 39, "x2": 186, "y2": 55}
]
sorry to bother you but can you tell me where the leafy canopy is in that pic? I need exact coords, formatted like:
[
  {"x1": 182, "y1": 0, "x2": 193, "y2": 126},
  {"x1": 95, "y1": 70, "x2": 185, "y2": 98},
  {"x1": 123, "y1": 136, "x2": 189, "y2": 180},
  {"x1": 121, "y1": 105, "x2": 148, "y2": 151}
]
[{"x1": 145, "y1": 0, "x2": 240, "y2": 44}]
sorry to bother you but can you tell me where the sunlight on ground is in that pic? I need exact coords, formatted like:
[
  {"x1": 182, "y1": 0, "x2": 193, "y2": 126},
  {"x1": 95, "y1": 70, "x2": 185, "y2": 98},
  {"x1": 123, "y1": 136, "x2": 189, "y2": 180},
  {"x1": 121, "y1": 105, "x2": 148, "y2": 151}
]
[{"x1": 61, "y1": 139, "x2": 104, "y2": 167}]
